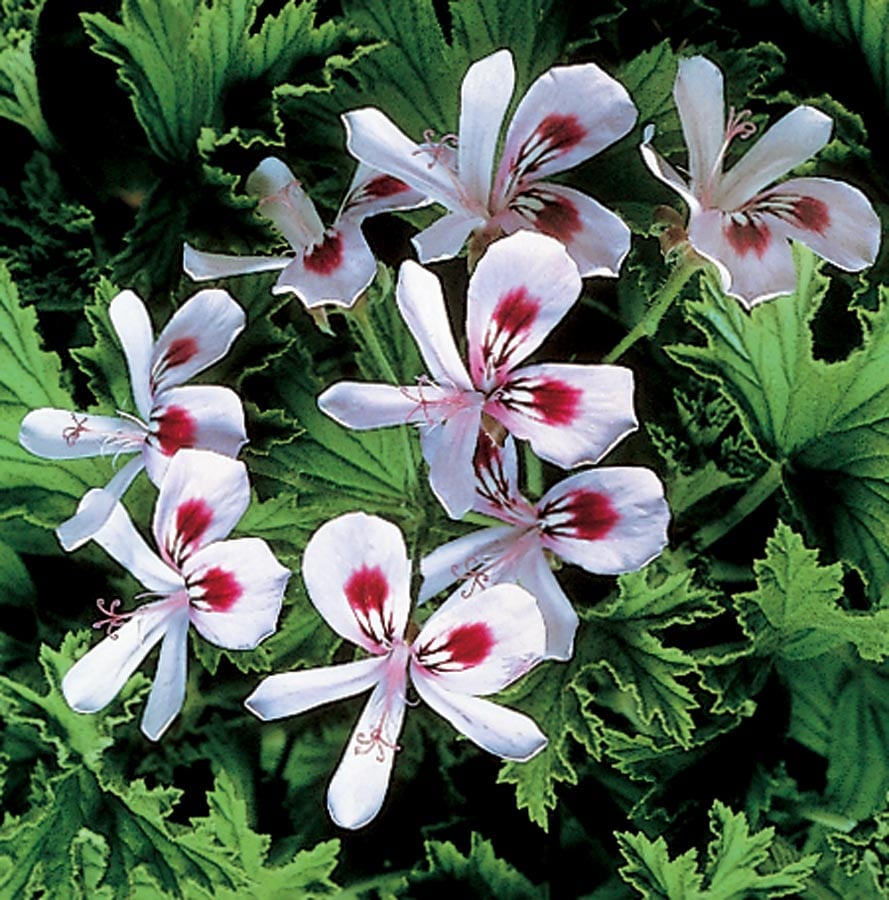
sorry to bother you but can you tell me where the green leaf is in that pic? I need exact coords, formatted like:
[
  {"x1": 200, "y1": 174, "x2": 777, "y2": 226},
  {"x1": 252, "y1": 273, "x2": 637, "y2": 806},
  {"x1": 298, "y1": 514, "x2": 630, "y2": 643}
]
[
  {"x1": 827, "y1": 790, "x2": 889, "y2": 896},
  {"x1": 0, "y1": 29, "x2": 55, "y2": 149},
  {"x1": 669, "y1": 247, "x2": 889, "y2": 600}
]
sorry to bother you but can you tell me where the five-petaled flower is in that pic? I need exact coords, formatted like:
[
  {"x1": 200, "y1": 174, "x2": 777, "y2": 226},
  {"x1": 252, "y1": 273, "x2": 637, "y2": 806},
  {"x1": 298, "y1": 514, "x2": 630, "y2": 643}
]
[
  {"x1": 342, "y1": 48, "x2": 637, "y2": 274},
  {"x1": 19, "y1": 289, "x2": 247, "y2": 550},
  {"x1": 245, "y1": 511, "x2": 547, "y2": 830},
  {"x1": 420, "y1": 434, "x2": 670, "y2": 660},
  {"x1": 318, "y1": 230, "x2": 636, "y2": 519},
  {"x1": 184, "y1": 157, "x2": 427, "y2": 310},
  {"x1": 62, "y1": 449, "x2": 290, "y2": 741},
  {"x1": 640, "y1": 55, "x2": 880, "y2": 306}
]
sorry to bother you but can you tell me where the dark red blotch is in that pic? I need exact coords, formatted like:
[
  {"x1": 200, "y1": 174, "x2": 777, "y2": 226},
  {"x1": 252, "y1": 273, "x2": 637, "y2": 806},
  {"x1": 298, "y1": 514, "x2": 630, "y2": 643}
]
[{"x1": 304, "y1": 232, "x2": 344, "y2": 275}]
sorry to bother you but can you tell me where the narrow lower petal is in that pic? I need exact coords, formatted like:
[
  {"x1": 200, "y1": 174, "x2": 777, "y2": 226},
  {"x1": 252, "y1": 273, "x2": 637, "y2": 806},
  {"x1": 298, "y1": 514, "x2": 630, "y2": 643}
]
[
  {"x1": 536, "y1": 466, "x2": 670, "y2": 575},
  {"x1": 411, "y1": 670, "x2": 546, "y2": 761},
  {"x1": 150, "y1": 290, "x2": 246, "y2": 394},
  {"x1": 319, "y1": 381, "x2": 462, "y2": 429},
  {"x1": 19, "y1": 409, "x2": 144, "y2": 460},
  {"x1": 303, "y1": 512, "x2": 411, "y2": 653},
  {"x1": 489, "y1": 362, "x2": 637, "y2": 468},
  {"x1": 245, "y1": 657, "x2": 387, "y2": 720},
  {"x1": 186, "y1": 537, "x2": 289, "y2": 650},
  {"x1": 466, "y1": 231, "x2": 582, "y2": 389},
  {"x1": 471, "y1": 433, "x2": 529, "y2": 522},
  {"x1": 673, "y1": 56, "x2": 726, "y2": 193},
  {"x1": 152, "y1": 449, "x2": 250, "y2": 570},
  {"x1": 503, "y1": 183, "x2": 631, "y2": 277},
  {"x1": 140, "y1": 606, "x2": 190, "y2": 741},
  {"x1": 412, "y1": 582, "x2": 546, "y2": 695},
  {"x1": 717, "y1": 106, "x2": 832, "y2": 211},
  {"x1": 327, "y1": 666, "x2": 408, "y2": 830},
  {"x1": 512, "y1": 549, "x2": 578, "y2": 660},
  {"x1": 396, "y1": 261, "x2": 472, "y2": 389},
  {"x1": 183, "y1": 243, "x2": 290, "y2": 281},
  {"x1": 56, "y1": 456, "x2": 145, "y2": 552},
  {"x1": 108, "y1": 290, "x2": 154, "y2": 420},
  {"x1": 412, "y1": 211, "x2": 484, "y2": 264},
  {"x1": 420, "y1": 406, "x2": 483, "y2": 519},
  {"x1": 338, "y1": 163, "x2": 428, "y2": 222},
  {"x1": 639, "y1": 132, "x2": 700, "y2": 212}
]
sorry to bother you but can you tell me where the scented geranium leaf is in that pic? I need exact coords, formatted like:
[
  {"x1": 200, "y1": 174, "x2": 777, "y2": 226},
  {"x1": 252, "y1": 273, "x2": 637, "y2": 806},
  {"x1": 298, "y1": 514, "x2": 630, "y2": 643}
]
[
  {"x1": 70, "y1": 829, "x2": 115, "y2": 900},
  {"x1": 406, "y1": 833, "x2": 539, "y2": 899},
  {"x1": 616, "y1": 800, "x2": 818, "y2": 899},
  {"x1": 826, "y1": 791, "x2": 889, "y2": 896},
  {"x1": 669, "y1": 247, "x2": 889, "y2": 601},
  {"x1": 736, "y1": 523, "x2": 889, "y2": 662},
  {"x1": 0, "y1": 29, "x2": 56, "y2": 149},
  {"x1": 0, "y1": 539, "x2": 35, "y2": 605},
  {"x1": 0, "y1": 262, "x2": 105, "y2": 553}
]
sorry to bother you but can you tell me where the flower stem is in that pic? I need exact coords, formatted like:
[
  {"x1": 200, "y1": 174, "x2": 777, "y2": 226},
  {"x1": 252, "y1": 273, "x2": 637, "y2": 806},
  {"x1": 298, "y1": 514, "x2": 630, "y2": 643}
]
[{"x1": 602, "y1": 258, "x2": 700, "y2": 364}]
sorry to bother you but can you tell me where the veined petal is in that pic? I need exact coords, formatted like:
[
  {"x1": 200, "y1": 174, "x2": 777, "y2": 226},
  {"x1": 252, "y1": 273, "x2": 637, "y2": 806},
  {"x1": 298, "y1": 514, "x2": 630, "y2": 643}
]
[
  {"x1": 502, "y1": 182, "x2": 631, "y2": 277},
  {"x1": 144, "y1": 385, "x2": 247, "y2": 485},
  {"x1": 639, "y1": 129, "x2": 700, "y2": 212},
  {"x1": 343, "y1": 108, "x2": 467, "y2": 212},
  {"x1": 488, "y1": 362, "x2": 636, "y2": 468},
  {"x1": 494, "y1": 62, "x2": 636, "y2": 204},
  {"x1": 472, "y1": 432, "x2": 528, "y2": 521},
  {"x1": 140, "y1": 606, "x2": 190, "y2": 741},
  {"x1": 674, "y1": 56, "x2": 726, "y2": 192},
  {"x1": 150, "y1": 289, "x2": 245, "y2": 394},
  {"x1": 338, "y1": 163, "x2": 428, "y2": 222},
  {"x1": 302, "y1": 512, "x2": 411, "y2": 653},
  {"x1": 327, "y1": 667, "x2": 408, "y2": 830},
  {"x1": 62, "y1": 596, "x2": 181, "y2": 714},
  {"x1": 108, "y1": 290, "x2": 154, "y2": 420},
  {"x1": 410, "y1": 671, "x2": 546, "y2": 760},
  {"x1": 717, "y1": 106, "x2": 832, "y2": 211},
  {"x1": 412, "y1": 583, "x2": 545, "y2": 695},
  {"x1": 245, "y1": 657, "x2": 387, "y2": 720},
  {"x1": 247, "y1": 157, "x2": 325, "y2": 248},
  {"x1": 183, "y1": 243, "x2": 290, "y2": 281},
  {"x1": 512, "y1": 548, "x2": 578, "y2": 660},
  {"x1": 536, "y1": 467, "x2": 670, "y2": 574},
  {"x1": 420, "y1": 406, "x2": 483, "y2": 519},
  {"x1": 412, "y1": 211, "x2": 484, "y2": 264},
  {"x1": 152, "y1": 449, "x2": 250, "y2": 570},
  {"x1": 396, "y1": 260, "x2": 472, "y2": 388},
  {"x1": 688, "y1": 207, "x2": 797, "y2": 307},
  {"x1": 319, "y1": 381, "x2": 462, "y2": 429},
  {"x1": 467, "y1": 231, "x2": 582, "y2": 389},
  {"x1": 459, "y1": 49, "x2": 515, "y2": 205},
  {"x1": 56, "y1": 456, "x2": 145, "y2": 552},
  {"x1": 19, "y1": 409, "x2": 144, "y2": 460},
  {"x1": 186, "y1": 537, "x2": 289, "y2": 649}
]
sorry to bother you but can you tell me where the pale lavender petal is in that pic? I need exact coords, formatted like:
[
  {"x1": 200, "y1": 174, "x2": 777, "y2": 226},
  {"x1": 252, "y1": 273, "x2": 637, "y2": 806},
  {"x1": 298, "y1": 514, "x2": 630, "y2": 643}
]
[
  {"x1": 19, "y1": 409, "x2": 143, "y2": 460},
  {"x1": 639, "y1": 129, "x2": 699, "y2": 212},
  {"x1": 338, "y1": 163, "x2": 429, "y2": 222},
  {"x1": 412, "y1": 211, "x2": 483, "y2": 264},
  {"x1": 183, "y1": 243, "x2": 290, "y2": 281},
  {"x1": 140, "y1": 606, "x2": 190, "y2": 741},
  {"x1": 318, "y1": 381, "x2": 461, "y2": 429},
  {"x1": 512, "y1": 548, "x2": 578, "y2": 660},
  {"x1": 420, "y1": 406, "x2": 483, "y2": 519},
  {"x1": 674, "y1": 56, "x2": 726, "y2": 192},
  {"x1": 108, "y1": 290, "x2": 154, "y2": 420}
]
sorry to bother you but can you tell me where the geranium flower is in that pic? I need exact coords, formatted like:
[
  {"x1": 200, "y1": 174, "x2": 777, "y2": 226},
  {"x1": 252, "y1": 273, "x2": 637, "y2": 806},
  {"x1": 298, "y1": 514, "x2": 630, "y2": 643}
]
[
  {"x1": 318, "y1": 231, "x2": 636, "y2": 519},
  {"x1": 19, "y1": 289, "x2": 247, "y2": 550},
  {"x1": 640, "y1": 55, "x2": 880, "y2": 306},
  {"x1": 62, "y1": 449, "x2": 289, "y2": 741},
  {"x1": 245, "y1": 511, "x2": 546, "y2": 830},
  {"x1": 420, "y1": 434, "x2": 670, "y2": 660},
  {"x1": 184, "y1": 157, "x2": 427, "y2": 309},
  {"x1": 342, "y1": 48, "x2": 636, "y2": 274}
]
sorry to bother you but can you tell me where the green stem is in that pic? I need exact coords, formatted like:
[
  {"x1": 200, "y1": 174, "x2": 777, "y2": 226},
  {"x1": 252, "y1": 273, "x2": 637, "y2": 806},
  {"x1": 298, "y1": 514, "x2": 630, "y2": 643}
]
[{"x1": 602, "y1": 259, "x2": 700, "y2": 364}]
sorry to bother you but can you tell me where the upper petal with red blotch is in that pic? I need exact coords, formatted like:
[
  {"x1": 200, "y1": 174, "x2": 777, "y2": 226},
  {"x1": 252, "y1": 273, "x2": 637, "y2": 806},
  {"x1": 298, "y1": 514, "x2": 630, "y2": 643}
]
[
  {"x1": 185, "y1": 537, "x2": 289, "y2": 649},
  {"x1": 673, "y1": 56, "x2": 726, "y2": 193},
  {"x1": 412, "y1": 582, "x2": 546, "y2": 696},
  {"x1": 493, "y1": 61, "x2": 636, "y2": 205},
  {"x1": 488, "y1": 362, "x2": 636, "y2": 469},
  {"x1": 466, "y1": 231, "x2": 582, "y2": 389},
  {"x1": 536, "y1": 466, "x2": 670, "y2": 574},
  {"x1": 471, "y1": 432, "x2": 530, "y2": 523},
  {"x1": 150, "y1": 289, "x2": 245, "y2": 395},
  {"x1": 302, "y1": 512, "x2": 411, "y2": 654},
  {"x1": 338, "y1": 162, "x2": 429, "y2": 222},
  {"x1": 500, "y1": 182, "x2": 631, "y2": 277},
  {"x1": 152, "y1": 449, "x2": 250, "y2": 570},
  {"x1": 419, "y1": 406, "x2": 483, "y2": 519},
  {"x1": 108, "y1": 290, "x2": 154, "y2": 420}
]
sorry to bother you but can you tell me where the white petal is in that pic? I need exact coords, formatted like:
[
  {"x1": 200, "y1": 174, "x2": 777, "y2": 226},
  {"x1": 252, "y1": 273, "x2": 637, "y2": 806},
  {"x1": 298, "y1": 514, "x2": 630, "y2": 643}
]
[
  {"x1": 396, "y1": 261, "x2": 472, "y2": 388},
  {"x1": 62, "y1": 597, "x2": 181, "y2": 714},
  {"x1": 327, "y1": 668, "x2": 408, "y2": 829},
  {"x1": 639, "y1": 132, "x2": 699, "y2": 212},
  {"x1": 152, "y1": 449, "x2": 249, "y2": 569},
  {"x1": 471, "y1": 432, "x2": 527, "y2": 521},
  {"x1": 717, "y1": 106, "x2": 833, "y2": 211},
  {"x1": 459, "y1": 49, "x2": 515, "y2": 205},
  {"x1": 302, "y1": 512, "x2": 411, "y2": 653},
  {"x1": 674, "y1": 56, "x2": 726, "y2": 192},
  {"x1": 488, "y1": 362, "x2": 637, "y2": 468},
  {"x1": 412, "y1": 582, "x2": 546, "y2": 695},
  {"x1": 419, "y1": 405, "x2": 483, "y2": 519},
  {"x1": 512, "y1": 549, "x2": 578, "y2": 661},
  {"x1": 318, "y1": 381, "x2": 461, "y2": 429},
  {"x1": 183, "y1": 243, "x2": 290, "y2": 281},
  {"x1": 467, "y1": 231, "x2": 582, "y2": 389},
  {"x1": 338, "y1": 163, "x2": 429, "y2": 221},
  {"x1": 185, "y1": 537, "x2": 289, "y2": 649},
  {"x1": 19, "y1": 409, "x2": 143, "y2": 460},
  {"x1": 412, "y1": 212, "x2": 483, "y2": 264},
  {"x1": 411, "y1": 670, "x2": 546, "y2": 761},
  {"x1": 245, "y1": 657, "x2": 387, "y2": 720},
  {"x1": 140, "y1": 606, "x2": 190, "y2": 741},
  {"x1": 247, "y1": 157, "x2": 325, "y2": 248},
  {"x1": 108, "y1": 290, "x2": 154, "y2": 420},
  {"x1": 503, "y1": 182, "x2": 631, "y2": 277},
  {"x1": 150, "y1": 289, "x2": 245, "y2": 393}
]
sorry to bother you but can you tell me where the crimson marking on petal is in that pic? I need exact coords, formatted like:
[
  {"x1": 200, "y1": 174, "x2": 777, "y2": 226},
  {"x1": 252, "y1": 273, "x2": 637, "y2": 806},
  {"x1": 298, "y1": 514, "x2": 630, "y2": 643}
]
[
  {"x1": 725, "y1": 217, "x2": 771, "y2": 258},
  {"x1": 164, "y1": 337, "x2": 198, "y2": 368},
  {"x1": 793, "y1": 196, "x2": 830, "y2": 234},
  {"x1": 344, "y1": 565, "x2": 395, "y2": 646},
  {"x1": 175, "y1": 498, "x2": 213, "y2": 552},
  {"x1": 152, "y1": 405, "x2": 198, "y2": 456},
  {"x1": 540, "y1": 489, "x2": 619, "y2": 541},
  {"x1": 473, "y1": 431, "x2": 515, "y2": 512},
  {"x1": 481, "y1": 287, "x2": 540, "y2": 378},
  {"x1": 536, "y1": 114, "x2": 586, "y2": 155},
  {"x1": 529, "y1": 378, "x2": 582, "y2": 425},
  {"x1": 192, "y1": 565, "x2": 242, "y2": 612},
  {"x1": 417, "y1": 622, "x2": 494, "y2": 673},
  {"x1": 304, "y1": 231, "x2": 344, "y2": 275},
  {"x1": 531, "y1": 193, "x2": 582, "y2": 242},
  {"x1": 364, "y1": 175, "x2": 410, "y2": 199}
]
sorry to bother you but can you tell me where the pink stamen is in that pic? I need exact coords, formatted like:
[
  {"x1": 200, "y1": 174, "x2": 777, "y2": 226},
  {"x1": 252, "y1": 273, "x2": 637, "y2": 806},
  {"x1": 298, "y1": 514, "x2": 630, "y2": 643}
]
[
  {"x1": 399, "y1": 375, "x2": 437, "y2": 425},
  {"x1": 412, "y1": 129, "x2": 459, "y2": 170},
  {"x1": 354, "y1": 723, "x2": 402, "y2": 762},
  {"x1": 449, "y1": 555, "x2": 491, "y2": 598},
  {"x1": 92, "y1": 597, "x2": 136, "y2": 639},
  {"x1": 724, "y1": 106, "x2": 757, "y2": 144},
  {"x1": 62, "y1": 413, "x2": 89, "y2": 447}
]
